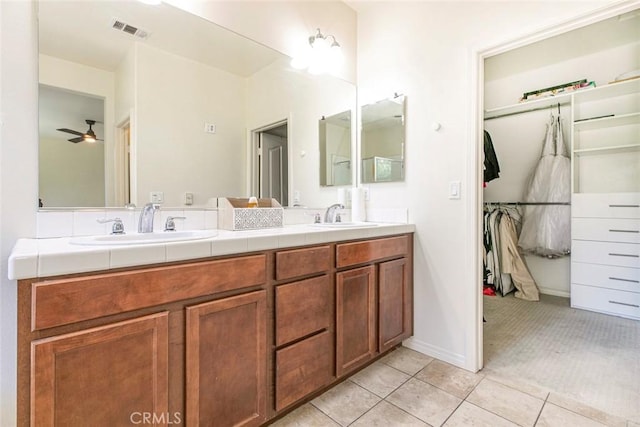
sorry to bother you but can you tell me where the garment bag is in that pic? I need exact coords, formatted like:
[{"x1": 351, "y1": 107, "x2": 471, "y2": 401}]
[{"x1": 518, "y1": 112, "x2": 571, "y2": 257}]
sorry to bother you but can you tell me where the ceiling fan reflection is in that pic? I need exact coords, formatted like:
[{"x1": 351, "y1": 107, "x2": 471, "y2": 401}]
[{"x1": 56, "y1": 119, "x2": 103, "y2": 143}]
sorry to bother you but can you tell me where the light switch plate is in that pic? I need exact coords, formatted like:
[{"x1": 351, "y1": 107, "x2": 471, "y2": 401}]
[{"x1": 449, "y1": 181, "x2": 461, "y2": 199}]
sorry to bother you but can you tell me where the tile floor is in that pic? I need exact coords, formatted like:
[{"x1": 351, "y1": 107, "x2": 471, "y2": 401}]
[{"x1": 271, "y1": 346, "x2": 634, "y2": 427}]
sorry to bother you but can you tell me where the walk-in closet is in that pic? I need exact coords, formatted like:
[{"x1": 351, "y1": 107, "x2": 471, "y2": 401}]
[{"x1": 481, "y1": 8, "x2": 639, "y2": 420}]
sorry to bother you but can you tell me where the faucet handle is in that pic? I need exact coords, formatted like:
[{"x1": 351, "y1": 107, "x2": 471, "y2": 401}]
[
  {"x1": 97, "y1": 218, "x2": 125, "y2": 235},
  {"x1": 164, "y1": 216, "x2": 186, "y2": 232}
]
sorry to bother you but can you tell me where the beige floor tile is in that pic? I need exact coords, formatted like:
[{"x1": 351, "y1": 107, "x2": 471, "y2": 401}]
[
  {"x1": 628, "y1": 421, "x2": 640, "y2": 427},
  {"x1": 350, "y1": 361, "x2": 411, "y2": 398},
  {"x1": 466, "y1": 378, "x2": 544, "y2": 427},
  {"x1": 536, "y1": 403, "x2": 609, "y2": 427},
  {"x1": 351, "y1": 401, "x2": 428, "y2": 427},
  {"x1": 443, "y1": 401, "x2": 519, "y2": 427},
  {"x1": 482, "y1": 368, "x2": 550, "y2": 400},
  {"x1": 547, "y1": 392, "x2": 627, "y2": 427},
  {"x1": 311, "y1": 380, "x2": 381, "y2": 426},
  {"x1": 380, "y1": 346, "x2": 434, "y2": 375},
  {"x1": 415, "y1": 359, "x2": 484, "y2": 399},
  {"x1": 271, "y1": 403, "x2": 341, "y2": 427},
  {"x1": 386, "y1": 377, "x2": 462, "y2": 426}
]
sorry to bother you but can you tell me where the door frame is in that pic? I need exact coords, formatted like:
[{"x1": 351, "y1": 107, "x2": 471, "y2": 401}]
[
  {"x1": 248, "y1": 119, "x2": 290, "y2": 205},
  {"x1": 469, "y1": 1, "x2": 640, "y2": 372}
]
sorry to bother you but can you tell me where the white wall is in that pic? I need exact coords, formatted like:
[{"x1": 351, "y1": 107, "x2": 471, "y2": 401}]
[
  {"x1": 135, "y1": 44, "x2": 247, "y2": 206},
  {"x1": 354, "y1": 0, "x2": 621, "y2": 370},
  {"x1": 0, "y1": 2, "x2": 38, "y2": 424}
]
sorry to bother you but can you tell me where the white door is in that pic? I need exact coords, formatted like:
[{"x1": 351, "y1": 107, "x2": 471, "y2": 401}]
[{"x1": 259, "y1": 131, "x2": 288, "y2": 206}]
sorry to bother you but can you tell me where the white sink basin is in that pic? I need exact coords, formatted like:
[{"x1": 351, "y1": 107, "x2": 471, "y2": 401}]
[
  {"x1": 70, "y1": 230, "x2": 218, "y2": 246},
  {"x1": 311, "y1": 222, "x2": 378, "y2": 229}
]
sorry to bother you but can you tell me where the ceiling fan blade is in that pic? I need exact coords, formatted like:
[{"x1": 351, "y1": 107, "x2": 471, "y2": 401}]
[
  {"x1": 57, "y1": 128, "x2": 84, "y2": 136},
  {"x1": 68, "y1": 137, "x2": 84, "y2": 143}
]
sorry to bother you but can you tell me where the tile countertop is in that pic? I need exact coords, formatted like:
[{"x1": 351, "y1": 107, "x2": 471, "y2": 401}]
[{"x1": 8, "y1": 222, "x2": 415, "y2": 280}]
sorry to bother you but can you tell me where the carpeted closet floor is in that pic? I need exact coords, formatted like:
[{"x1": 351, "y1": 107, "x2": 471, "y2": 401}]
[{"x1": 483, "y1": 293, "x2": 640, "y2": 424}]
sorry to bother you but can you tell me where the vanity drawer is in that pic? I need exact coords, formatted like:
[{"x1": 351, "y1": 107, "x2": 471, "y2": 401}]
[
  {"x1": 572, "y1": 193, "x2": 640, "y2": 218},
  {"x1": 571, "y1": 283, "x2": 640, "y2": 320},
  {"x1": 571, "y1": 240, "x2": 640, "y2": 268},
  {"x1": 572, "y1": 218, "x2": 640, "y2": 243},
  {"x1": 276, "y1": 245, "x2": 331, "y2": 281},
  {"x1": 275, "y1": 275, "x2": 331, "y2": 346},
  {"x1": 572, "y1": 262, "x2": 640, "y2": 293},
  {"x1": 275, "y1": 331, "x2": 333, "y2": 411},
  {"x1": 31, "y1": 255, "x2": 267, "y2": 331},
  {"x1": 337, "y1": 235, "x2": 409, "y2": 268}
]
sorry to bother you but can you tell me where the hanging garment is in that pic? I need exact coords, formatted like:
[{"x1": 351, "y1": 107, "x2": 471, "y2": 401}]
[
  {"x1": 518, "y1": 113, "x2": 571, "y2": 257},
  {"x1": 483, "y1": 205, "x2": 539, "y2": 300},
  {"x1": 483, "y1": 130, "x2": 501, "y2": 185}
]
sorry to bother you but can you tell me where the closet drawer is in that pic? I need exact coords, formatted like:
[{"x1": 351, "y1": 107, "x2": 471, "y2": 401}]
[
  {"x1": 572, "y1": 193, "x2": 640, "y2": 219},
  {"x1": 571, "y1": 240, "x2": 640, "y2": 268},
  {"x1": 572, "y1": 262, "x2": 640, "y2": 293},
  {"x1": 571, "y1": 283, "x2": 640, "y2": 320},
  {"x1": 572, "y1": 218, "x2": 640, "y2": 243}
]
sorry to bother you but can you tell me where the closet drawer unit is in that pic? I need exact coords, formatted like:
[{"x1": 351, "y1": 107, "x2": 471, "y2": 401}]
[
  {"x1": 571, "y1": 240, "x2": 640, "y2": 268},
  {"x1": 572, "y1": 262, "x2": 640, "y2": 293},
  {"x1": 571, "y1": 283, "x2": 640, "y2": 320},
  {"x1": 572, "y1": 193, "x2": 640, "y2": 219},
  {"x1": 572, "y1": 218, "x2": 640, "y2": 243}
]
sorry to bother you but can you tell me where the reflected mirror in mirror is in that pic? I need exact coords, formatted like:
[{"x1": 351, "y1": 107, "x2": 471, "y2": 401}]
[
  {"x1": 319, "y1": 110, "x2": 352, "y2": 187},
  {"x1": 361, "y1": 95, "x2": 406, "y2": 183},
  {"x1": 38, "y1": 0, "x2": 355, "y2": 209}
]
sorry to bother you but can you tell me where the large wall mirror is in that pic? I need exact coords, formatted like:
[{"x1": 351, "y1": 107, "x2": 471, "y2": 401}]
[
  {"x1": 38, "y1": 0, "x2": 355, "y2": 208},
  {"x1": 319, "y1": 110, "x2": 352, "y2": 187},
  {"x1": 361, "y1": 95, "x2": 406, "y2": 183}
]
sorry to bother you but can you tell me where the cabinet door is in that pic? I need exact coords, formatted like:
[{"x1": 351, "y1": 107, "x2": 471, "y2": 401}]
[
  {"x1": 31, "y1": 312, "x2": 169, "y2": 426},
  {"x1": 336, "y1": 265, "x2": 376, "y2": 377},
  {"x1": 379, "y1": 258, "x2": 412, "y2": 352},
  {"x1": 186, "y1": 291, "x2": 267, "y2": 427}
]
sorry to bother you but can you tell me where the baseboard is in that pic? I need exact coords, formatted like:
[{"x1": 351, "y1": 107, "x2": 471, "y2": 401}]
[
  {"x1": 402, "y1": 337, "x2": 468, "y2": 370},
  {"x1": 539, "y1": 287, "x2": 570, "y2": 298}
]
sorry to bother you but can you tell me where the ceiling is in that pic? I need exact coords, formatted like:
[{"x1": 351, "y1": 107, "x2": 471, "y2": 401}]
[{"x1": 38, "y1": 0, "x2": 284, "y2": 76}]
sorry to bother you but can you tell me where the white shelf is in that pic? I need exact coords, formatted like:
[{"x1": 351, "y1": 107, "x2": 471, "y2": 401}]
[
  {"x1": 574, "y1": 143, "x2": 640, "y2": 156},
  {"x1": 573, "y1": 112, "x2": 640, "y2": 131},
  {"x1": 573, "y1": 78, "x2": 640, "y2": 103}
]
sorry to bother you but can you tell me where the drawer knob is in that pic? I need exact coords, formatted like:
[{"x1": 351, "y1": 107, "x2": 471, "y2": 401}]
[
  {"x1": 609, "y1": 277, "x2": 640, "y2": 284},
  {"x1": 609, "y1": 300, "x2": 640, "y2": 308},
  {"x1": 608, "y1": 229, "x2": 639, "y2": 233}
]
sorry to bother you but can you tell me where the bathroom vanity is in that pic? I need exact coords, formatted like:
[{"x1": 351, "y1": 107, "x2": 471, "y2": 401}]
[{"x1": 12, "y1": 224, "x2": 414, "y2": 426}]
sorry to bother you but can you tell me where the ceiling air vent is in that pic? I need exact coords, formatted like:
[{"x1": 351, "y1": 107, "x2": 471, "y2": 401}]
[{"x1": 110, "y1": 18, "x2": 150, "y2": 40}]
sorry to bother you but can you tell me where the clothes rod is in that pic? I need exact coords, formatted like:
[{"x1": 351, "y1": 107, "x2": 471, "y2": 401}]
[
  {"x1": 483, "y1": 201, "x2": 570, "y2": 206},
  {"x1": 484, "y1": 101, "x2": 571, "y2": 121}
]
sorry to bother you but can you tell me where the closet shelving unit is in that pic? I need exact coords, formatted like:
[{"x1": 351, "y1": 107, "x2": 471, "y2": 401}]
[
  {"x1": 570, "y1": 77, "x2": 640, "y2": 320},
  {"x1": 484, "y1": 78, "x2": 640, "y2": 320}
]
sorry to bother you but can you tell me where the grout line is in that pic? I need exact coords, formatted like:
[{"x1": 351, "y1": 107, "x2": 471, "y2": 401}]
[
  {"x1": 308, "y1": 401, "x2": 346, "y2": 426},
  {"x1": 533, "y1": 393, "x2": 550, "y2": 426}
]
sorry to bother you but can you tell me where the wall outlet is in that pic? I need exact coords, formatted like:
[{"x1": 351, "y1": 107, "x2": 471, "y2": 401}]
[
  {"x1": 150, "y1": 191, "x2": 164, "y2": 203},
  {"x1": 363, "y1": 187, "x2": 370, "y2": 201},
  {"x1": 204, "y1": 123, "x2": 216, "y2": 134},
  {"x1": 293, "y1": 190, "x2": 301, "y2": 205},
  {"x1": 185, "y1": 192, "x2": 194, "y2": 205}
]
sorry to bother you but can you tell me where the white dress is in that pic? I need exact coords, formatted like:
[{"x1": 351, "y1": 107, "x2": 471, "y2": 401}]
[{"x1": 518, "y1": 115, "x2": 571, "y2": 257}]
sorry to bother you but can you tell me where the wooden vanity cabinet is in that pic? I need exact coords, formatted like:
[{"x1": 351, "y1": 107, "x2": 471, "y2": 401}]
[
  {"x1": 17, "y1": 233, "x2": 413, "y2": 426},
  {"x1": 336, "y1": 235, "x2": 413, "y2": 377},
  {"x1": 273, "y1": 246, "x2": 334, "y2": 412}
]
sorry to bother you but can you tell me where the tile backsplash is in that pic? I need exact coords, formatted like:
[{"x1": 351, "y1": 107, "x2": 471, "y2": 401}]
[
  {"x1": 35, "y1": 206, "x2": 407, "y2": 238},
  {"x1": 37, "y1": 209, "x2": 218, "y2": 238}
]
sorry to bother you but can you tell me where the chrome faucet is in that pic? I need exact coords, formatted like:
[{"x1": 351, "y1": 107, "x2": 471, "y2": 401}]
[
  {"x1": 324, "y1": 203, "x2": 344, "y2": 223},
  {"x1": 138, "y1": 203, "x2": 159, "y2": 233}
]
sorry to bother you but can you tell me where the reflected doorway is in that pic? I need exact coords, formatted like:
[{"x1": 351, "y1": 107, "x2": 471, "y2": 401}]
[{"x1": 252, "y1": 121, "x2": 288, "y2": 206}]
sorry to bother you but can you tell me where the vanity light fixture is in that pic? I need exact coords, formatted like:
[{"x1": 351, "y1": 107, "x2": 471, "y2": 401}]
[{"x1": 291, "y1": 28, "x2": 342, "y2": 75}]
